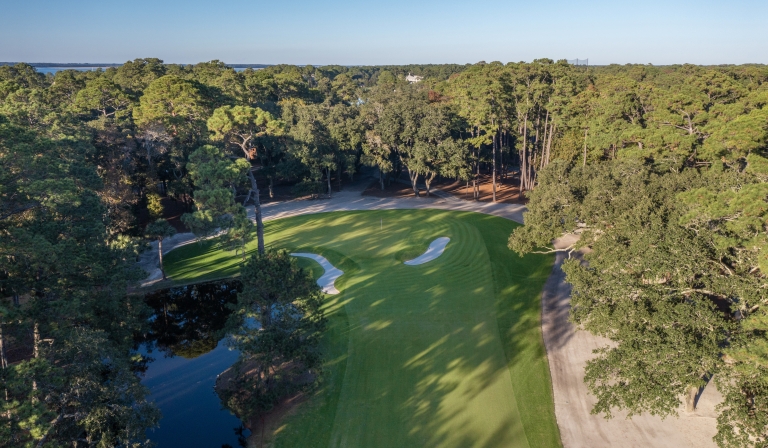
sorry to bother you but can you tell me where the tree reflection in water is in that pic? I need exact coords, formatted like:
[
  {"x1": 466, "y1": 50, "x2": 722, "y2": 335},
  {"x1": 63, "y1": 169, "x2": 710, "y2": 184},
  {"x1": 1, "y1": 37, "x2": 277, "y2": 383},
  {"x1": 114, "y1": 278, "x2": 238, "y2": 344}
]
[{"x1": 140, "y1": 280, "x2": 241, "y2": 359}]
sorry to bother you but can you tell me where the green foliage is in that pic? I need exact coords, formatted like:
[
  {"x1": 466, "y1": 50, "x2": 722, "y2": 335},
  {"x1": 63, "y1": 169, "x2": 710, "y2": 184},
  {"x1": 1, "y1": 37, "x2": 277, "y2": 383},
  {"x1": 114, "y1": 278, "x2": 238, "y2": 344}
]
[
  {"x1": 5, "y1": 57, "x2": 768, "y2": 446},
  {"x1": 133, "y1": 74, "x2": 210, "y2": 139},
  {"x1": 112, "y1": 58, "x2": 166, "y2": 93},
  {"x1": 511, "y1": 155, "x2": 768, "y2": 446},
  {"x1": 144, "y1": 218, "x2": 176, "y2": 241},
  {"x1": 73, "y1": 77, "x2": 132, "y2": 119},
  {"x1": 3, "y1": 327, "x2": 160, "y2": 447},
  {"x1": 145, "y1": 192, "x2": 164, "y2": 221},
  {"x1": 221, "y1": 250, "x2": 326, "y2": 420},
  {"x1": 0, "y1": 119, "x2": 156, "y2": 446},
  {"x1": 181, "y1": 145, "x2": 252, "y2": 257},
  {"x1": 291, "y1": 178, "x2": 325, "y2": 198},
  {"x1": 208, "y1": 105, "x2": 283, "y2": 151}
]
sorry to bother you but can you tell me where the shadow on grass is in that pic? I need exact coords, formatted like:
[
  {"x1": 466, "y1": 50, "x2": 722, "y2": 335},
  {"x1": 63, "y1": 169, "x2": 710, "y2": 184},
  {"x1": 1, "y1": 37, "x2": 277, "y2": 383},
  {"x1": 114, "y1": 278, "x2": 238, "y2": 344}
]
[{"x1": 161, "y1": 210, "x2": 561, "y2": 448}]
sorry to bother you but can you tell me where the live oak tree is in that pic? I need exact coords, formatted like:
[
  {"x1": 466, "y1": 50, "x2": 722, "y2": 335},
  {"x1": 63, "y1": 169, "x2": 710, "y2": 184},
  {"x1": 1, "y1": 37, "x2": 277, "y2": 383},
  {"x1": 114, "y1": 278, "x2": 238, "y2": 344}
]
[
  {"x1": 281, "y1": 101, "x2": 339, "y2": 197},
  {"x1": 510, "y1": 155, "x2": 768, "y2": 447}
]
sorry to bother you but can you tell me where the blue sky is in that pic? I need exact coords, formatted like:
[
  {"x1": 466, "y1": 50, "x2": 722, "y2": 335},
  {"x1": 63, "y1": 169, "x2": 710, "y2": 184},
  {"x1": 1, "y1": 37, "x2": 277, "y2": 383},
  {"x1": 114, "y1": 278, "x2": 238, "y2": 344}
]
[{"x1": 1, "y1": 0, "x2": 766, "y2": 65}]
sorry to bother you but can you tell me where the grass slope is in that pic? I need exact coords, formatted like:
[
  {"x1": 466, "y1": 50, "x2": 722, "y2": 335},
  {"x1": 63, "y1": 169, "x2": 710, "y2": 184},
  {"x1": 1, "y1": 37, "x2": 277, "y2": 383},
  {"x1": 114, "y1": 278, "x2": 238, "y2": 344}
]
[{"x1": 164, "y1": 210, "x2": 560, "y2": 448}]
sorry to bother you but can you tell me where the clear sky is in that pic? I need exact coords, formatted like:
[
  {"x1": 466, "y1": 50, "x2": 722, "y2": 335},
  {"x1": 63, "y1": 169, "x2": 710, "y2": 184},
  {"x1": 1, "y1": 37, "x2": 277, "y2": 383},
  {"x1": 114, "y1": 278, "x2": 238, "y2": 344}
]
[{"x1": 1, "y1": 0, "x2": 766, "y2": 65}]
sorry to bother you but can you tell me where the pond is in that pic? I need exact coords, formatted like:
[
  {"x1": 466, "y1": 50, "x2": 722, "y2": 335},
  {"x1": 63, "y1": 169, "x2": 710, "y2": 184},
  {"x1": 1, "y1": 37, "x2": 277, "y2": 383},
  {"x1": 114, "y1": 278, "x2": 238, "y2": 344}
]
[{"x1": 138, "y1": 280, "x2": 249, "y2": 448}]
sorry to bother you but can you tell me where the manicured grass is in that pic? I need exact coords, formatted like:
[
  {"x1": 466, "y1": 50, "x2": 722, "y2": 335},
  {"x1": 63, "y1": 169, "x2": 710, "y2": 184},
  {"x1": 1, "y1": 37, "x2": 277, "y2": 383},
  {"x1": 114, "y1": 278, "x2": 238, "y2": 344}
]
[{"x1": 164, "y1": 210, "x2": 560, "y2": 448}]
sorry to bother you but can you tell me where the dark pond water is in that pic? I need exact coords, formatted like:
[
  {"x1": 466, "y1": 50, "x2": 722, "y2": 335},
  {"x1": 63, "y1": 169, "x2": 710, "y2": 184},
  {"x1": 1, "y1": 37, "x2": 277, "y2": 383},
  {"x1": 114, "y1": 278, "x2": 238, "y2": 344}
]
[{"x1": 138, "y1": 280, "x2": 249, "y2": 448}]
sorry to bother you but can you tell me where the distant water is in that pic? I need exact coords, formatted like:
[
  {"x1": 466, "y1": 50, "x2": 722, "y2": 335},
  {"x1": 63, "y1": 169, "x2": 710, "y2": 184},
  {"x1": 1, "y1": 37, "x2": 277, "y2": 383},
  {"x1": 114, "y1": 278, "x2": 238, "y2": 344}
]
[
  {"x1": 35, "y1": 67, "x2": 112, "y2": 74},
  {"x1": 33, "y1": 66, "x2": 260, "y2": 74}
]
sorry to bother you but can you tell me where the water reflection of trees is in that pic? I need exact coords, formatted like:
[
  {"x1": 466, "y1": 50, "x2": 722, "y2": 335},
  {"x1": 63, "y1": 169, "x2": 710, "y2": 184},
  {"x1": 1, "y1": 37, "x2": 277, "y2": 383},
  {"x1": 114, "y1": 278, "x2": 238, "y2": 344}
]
[{"x1": 141, "y1": 280, "x2": 241, "y2": 359}]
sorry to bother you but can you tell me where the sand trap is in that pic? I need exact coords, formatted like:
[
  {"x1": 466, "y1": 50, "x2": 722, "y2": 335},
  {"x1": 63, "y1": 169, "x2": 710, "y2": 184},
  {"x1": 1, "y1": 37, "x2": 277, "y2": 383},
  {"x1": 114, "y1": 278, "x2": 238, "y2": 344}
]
[
  {"x1": 404, "y1": 237, "x2": 450, "y2": 265},
  {"x1": 290, "y1": 253, "x2": 343, "y2": 294}
]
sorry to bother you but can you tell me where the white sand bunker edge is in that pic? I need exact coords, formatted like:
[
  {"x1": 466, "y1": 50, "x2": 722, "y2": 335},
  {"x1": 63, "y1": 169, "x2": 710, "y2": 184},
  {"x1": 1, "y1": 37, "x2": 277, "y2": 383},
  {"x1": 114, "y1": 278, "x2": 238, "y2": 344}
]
[
  {"x1": 290, "y1": 253, "x2": 343, "y2": 295},
  {"x1": 404, "y1": 237, "x2": 451, "y2": 265}
]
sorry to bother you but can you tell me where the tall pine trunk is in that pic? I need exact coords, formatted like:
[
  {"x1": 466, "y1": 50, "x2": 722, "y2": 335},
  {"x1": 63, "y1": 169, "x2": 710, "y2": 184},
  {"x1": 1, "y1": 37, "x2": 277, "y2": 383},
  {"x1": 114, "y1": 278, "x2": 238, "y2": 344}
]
[
  {"x1": 158, "y1": 237, "x2": 166, "y2": 280},
  {"x1": 492, "y1": 127, "x2": 498, "y2": 202},
  {"x1": 540, "y1": 110, "x2": 549, "y2": 172},
  {"x1": 520, "y1": 115, "x2": 528, "y2": 192},
  {"x1": 239, "y1": 144, "x2": 265, "y2": 255},
  {"x1": 0, "y1": 323, "x2": 6, "y2": 371},
  {"x1": 1, "y1": 322, "x2": 8, "y2": 419},
  {"x1": 246, "y1": 168, "x2": 265, "y2": 255},
  {"x1": 546, "y1": 122, "x2": 555, "y2": 166},
  {"x1": 32, "y1": 322, "x2": 39, "y2": 402},
  {"x1": 500, "y1": 131, "x2": 505, "y2": 179}
]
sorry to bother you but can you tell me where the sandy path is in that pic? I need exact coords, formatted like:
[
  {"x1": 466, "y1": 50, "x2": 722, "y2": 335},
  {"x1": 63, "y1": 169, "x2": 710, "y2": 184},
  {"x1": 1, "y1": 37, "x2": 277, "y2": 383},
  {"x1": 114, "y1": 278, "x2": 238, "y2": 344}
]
[
  {"x1": 138, "y1": 176, "x2": 720, "y2": 447},
  {"x1": 137, "y1": 185, "x2": 524, "y2": 285},
  {"x1": 404, "y1": 237, "x2": 450, "y2": 265},
  {"x1": 544, "y1": 235, "x2": 720, "y2": 447},
  {"x1": 290, "y1": 253, "x2": 343, "y2": 294}
]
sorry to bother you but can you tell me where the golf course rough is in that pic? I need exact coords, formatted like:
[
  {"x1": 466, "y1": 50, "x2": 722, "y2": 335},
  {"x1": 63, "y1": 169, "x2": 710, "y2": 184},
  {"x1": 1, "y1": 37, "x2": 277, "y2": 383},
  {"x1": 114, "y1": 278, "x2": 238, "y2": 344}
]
[{"x1": 163, "y1": 210, "x2": 561, "y2": 448}]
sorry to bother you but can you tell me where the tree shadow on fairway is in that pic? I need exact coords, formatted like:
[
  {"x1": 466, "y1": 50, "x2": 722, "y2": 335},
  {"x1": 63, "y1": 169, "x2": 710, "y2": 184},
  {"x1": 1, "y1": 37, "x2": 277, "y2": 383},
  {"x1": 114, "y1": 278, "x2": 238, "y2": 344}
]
[
  {"x1": 476, "y1": 213, "x2": 562, "y2": 447},
  {"x1": 161, "y1": 210, "x2": 560, "y2": 448},
  {"x1": 399, "y1": 322, "x2": 531, "y2": 448},
  {"x1": 326, "y1": 214, "x2": 535, "y2": 448}
]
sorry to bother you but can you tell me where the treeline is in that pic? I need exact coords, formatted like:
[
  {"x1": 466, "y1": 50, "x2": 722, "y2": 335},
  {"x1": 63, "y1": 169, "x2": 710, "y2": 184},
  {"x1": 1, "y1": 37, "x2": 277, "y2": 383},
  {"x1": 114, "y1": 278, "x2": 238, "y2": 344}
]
[
  {"x1": 2, "y1": 58, "x2": 768, "y2": 446},
  {"x1": 509, "y1": 66, "x2": 768, "y2": 446}
]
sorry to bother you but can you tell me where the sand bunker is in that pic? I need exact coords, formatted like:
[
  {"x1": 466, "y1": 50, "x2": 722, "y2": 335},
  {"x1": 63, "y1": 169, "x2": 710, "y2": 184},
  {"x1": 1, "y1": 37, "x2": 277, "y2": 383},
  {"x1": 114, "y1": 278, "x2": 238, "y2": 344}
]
[
  {"x1": 404, "y1": 237, "x2": 451, "y2": 265},
  {"x1": 290, "y1": 253, "x2": 343, "y2": 294}
]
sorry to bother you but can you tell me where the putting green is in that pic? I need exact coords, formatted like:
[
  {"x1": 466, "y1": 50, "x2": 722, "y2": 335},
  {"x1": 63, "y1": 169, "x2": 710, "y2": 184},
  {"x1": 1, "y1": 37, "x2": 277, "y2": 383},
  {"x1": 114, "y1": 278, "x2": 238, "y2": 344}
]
[{"x1": 164, "y1": 209, "x2": 560, "y2": 448}]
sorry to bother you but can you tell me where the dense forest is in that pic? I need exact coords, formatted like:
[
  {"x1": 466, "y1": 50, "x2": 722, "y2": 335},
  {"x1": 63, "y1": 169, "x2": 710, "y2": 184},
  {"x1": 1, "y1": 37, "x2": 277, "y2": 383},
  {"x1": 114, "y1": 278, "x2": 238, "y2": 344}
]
[{"x1": 1, "y1": 58, "x2": 767, "y2": 446}]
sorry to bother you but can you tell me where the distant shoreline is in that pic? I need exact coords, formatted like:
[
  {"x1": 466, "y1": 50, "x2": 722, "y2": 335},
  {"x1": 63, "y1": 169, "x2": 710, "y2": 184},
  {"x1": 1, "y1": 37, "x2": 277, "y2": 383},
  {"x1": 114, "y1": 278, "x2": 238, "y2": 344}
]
[
  {"x1": 0, "y1": 62, "x2": 122, "y2": 67},
  {"x1": 0, "y1": 62, "x2": 272, "y2": 68}
]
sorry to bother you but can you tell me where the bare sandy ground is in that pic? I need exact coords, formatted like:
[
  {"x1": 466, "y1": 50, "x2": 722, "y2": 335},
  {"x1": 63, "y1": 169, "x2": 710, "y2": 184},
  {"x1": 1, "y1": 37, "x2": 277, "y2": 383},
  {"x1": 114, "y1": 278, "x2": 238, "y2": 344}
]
[
  {"x1": 545, "y1": 235, "x2": 720, "y2": 447},
  {"x1": 403, "y1": 237, "x2": 450, "y2": 265},
  {"x1": 290, "y1": 253, "x2": 343, "y2": 294},
  {"x1": 137, "y1": 175, "x2": 720, "y2": 447}
]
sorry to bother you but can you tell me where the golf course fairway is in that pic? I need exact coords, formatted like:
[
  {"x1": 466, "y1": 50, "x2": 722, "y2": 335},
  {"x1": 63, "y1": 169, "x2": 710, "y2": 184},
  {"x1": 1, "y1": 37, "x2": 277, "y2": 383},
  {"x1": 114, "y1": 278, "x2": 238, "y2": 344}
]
[{"x1": 163, "y1": 209, "x2": 560, "y2": 448}]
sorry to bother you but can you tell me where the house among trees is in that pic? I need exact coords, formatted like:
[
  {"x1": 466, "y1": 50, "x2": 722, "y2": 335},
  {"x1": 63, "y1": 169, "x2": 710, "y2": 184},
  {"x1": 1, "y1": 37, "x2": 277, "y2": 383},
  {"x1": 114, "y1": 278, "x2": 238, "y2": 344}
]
[{"x1": 405, "y1": 72, "x2": 423, "y2": 83}]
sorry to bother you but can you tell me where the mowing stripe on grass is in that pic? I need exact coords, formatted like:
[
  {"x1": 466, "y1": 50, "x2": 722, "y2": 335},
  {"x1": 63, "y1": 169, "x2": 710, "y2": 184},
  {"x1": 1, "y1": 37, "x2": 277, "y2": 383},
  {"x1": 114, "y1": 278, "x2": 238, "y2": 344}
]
[{"x1": 163, "y1": 210, "x2": 560, "y2": 448}]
